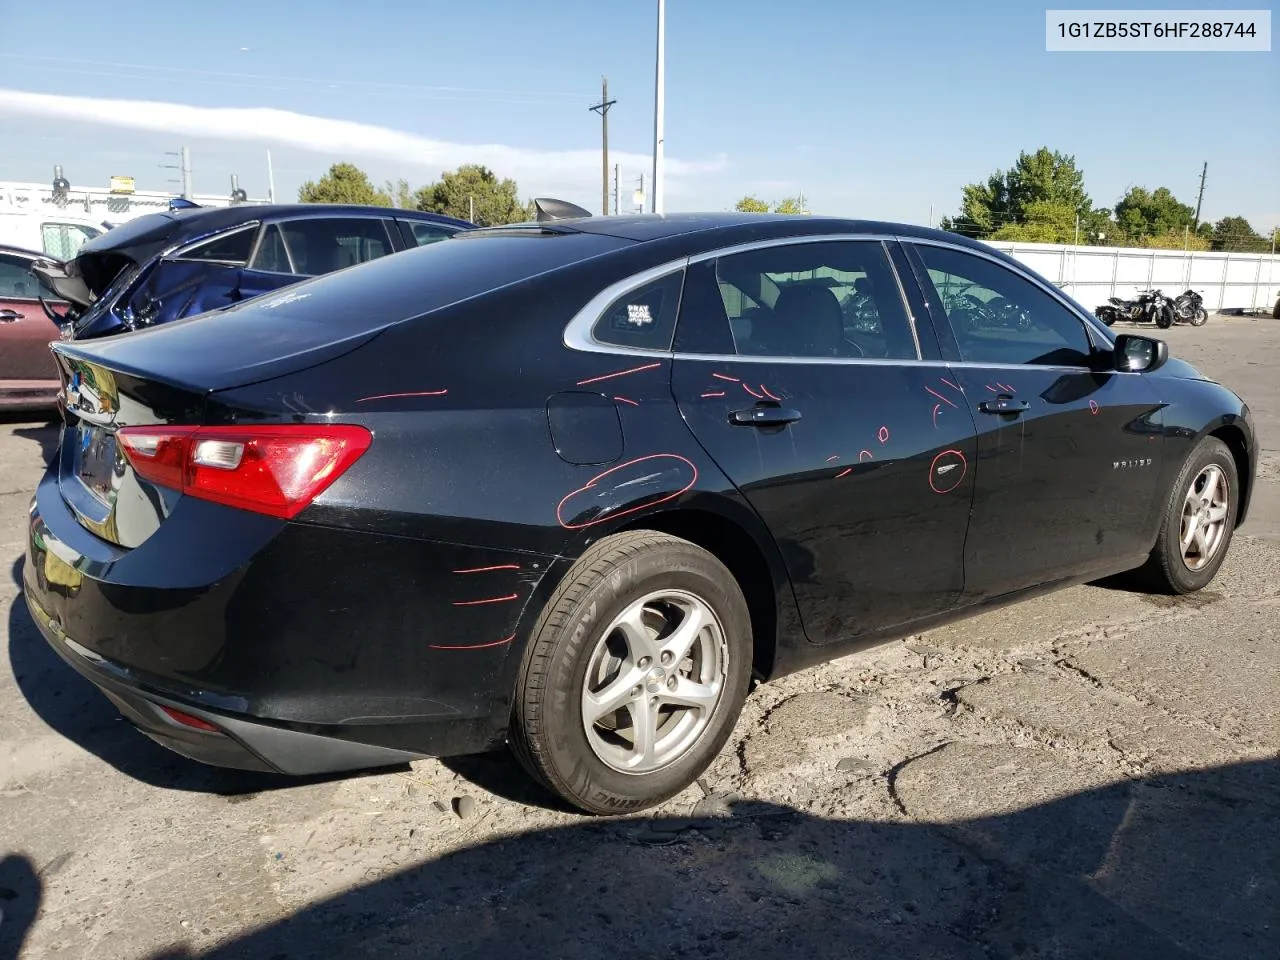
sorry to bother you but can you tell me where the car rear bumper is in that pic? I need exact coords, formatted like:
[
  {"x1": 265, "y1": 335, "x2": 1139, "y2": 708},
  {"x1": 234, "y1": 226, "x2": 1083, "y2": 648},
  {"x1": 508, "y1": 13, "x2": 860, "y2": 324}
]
[
  {"x1": 23, "y1": 459, "x2": 557, "y2": 775},
  {"x1": 24, "y1": 585, "x2": 508, "y2": 775}
]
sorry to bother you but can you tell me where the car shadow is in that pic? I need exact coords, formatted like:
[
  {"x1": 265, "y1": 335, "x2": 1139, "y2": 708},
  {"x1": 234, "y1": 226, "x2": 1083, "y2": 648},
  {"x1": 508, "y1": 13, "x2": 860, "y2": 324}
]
[
  {"x1": 6, "y1": 569, "x2": 391, "y2": 797},
  {"x1": 0, "y1": 854, "x2": 40, "y2": 960},
  {"x1": 9, "y1": 421, "x2": 60, "y2": 465},
  {"x1": 142, "y1": 758, "x2": 1276, "y2": 960}
]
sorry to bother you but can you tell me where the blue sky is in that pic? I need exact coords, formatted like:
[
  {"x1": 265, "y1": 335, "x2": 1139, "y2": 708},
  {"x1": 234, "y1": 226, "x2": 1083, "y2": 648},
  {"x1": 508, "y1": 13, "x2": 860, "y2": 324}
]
[{"x1": 2, "y1": 0, "x2": 1276, "y2": 229}]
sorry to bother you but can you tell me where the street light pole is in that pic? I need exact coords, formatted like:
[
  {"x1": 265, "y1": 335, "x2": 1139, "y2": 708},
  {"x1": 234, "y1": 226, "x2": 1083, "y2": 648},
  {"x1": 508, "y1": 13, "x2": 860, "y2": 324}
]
[{"x1": 652, "y1": 0, "x2": 665, "y2": 215}]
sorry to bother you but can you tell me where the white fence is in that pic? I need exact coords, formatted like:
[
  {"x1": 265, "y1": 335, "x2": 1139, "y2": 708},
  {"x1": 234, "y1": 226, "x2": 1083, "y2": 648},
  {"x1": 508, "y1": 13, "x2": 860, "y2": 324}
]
[{"x1": 985, "y1": 240, "x2": 1279, "y2": 313}]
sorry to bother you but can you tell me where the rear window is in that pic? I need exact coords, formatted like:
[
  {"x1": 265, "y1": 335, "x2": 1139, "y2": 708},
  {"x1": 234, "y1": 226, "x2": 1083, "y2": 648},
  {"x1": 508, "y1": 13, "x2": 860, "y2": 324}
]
[{"x1": 232, "y1": 232, "x2": 631, "y2": 334}]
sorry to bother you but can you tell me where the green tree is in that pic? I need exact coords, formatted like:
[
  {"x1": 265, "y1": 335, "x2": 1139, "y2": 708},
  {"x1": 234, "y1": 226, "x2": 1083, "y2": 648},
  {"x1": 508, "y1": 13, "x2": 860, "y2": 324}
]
[
  {"x1": 414, "y1": 164, "x2": 529, "y2": 226},
  {"x1": 734, "y1": 195, "x2": 807, "y2": 214},
  {"x1": 1211, "y1": 215, "x2": 1269, "y2": 252},
  {"x1": 944, "y1": 147, "x2": 1107, "y2": 242},
  {"x1": 989, "y1": 200, "x2": 1080, "y2": 243},
  {"x1": 1113, "y1": 186, "x2": 1195, "y2": 241},
  {"x1": 298, "y1": 162, "x2": 392, "y2": 206},
  {"x1": 772, "y1": 196, "x2": 807, "y2": 215},
  {"x1": 384, "y1": 178, "x2": 414, "y2": 209}
]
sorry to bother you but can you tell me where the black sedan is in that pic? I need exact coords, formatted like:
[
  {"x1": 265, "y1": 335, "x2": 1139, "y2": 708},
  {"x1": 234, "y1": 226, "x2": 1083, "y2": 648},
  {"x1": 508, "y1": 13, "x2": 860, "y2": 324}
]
[{"x1": 23, "y1": 211, "x2": 1257, "y2": 813}]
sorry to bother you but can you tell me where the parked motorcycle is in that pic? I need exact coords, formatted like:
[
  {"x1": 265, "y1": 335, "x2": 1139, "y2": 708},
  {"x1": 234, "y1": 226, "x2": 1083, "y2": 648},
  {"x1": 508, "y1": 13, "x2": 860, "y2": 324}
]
[
  {"x1": 1094, "y1": 289, "x2": 1175, "y2": 328},
  {"x1": 1173, "y1": 289, "x2": 1208, "y2": 326}
]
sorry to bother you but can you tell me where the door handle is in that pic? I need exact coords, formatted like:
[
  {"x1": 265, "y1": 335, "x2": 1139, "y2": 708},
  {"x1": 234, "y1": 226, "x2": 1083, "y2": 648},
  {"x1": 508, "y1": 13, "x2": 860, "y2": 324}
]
[
  {"x1": 0, "y1": 309, "x2": 23, "y2": 322},
  {"x1": 978, "y1": 398, "x2": 1030, "y2": 415},
  {"x1": 729, "y1": 403, "x2": 803, "y2": 426}
]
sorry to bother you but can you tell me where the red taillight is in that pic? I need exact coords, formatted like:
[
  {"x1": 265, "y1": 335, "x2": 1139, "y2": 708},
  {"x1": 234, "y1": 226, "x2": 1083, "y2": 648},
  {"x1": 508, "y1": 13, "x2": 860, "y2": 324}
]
[
  {"x1": 158, "y1": 705, "x2": 222, "y2": 733},
  {"x1": 118, "y1": 424, "x2": 372, "y2": 519}
]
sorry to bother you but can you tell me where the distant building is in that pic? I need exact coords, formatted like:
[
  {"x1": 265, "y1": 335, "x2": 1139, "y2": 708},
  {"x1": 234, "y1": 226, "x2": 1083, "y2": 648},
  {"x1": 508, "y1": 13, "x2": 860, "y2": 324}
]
[{"x1": 0, "y1": 175, "x2": 268, "y2": 230}]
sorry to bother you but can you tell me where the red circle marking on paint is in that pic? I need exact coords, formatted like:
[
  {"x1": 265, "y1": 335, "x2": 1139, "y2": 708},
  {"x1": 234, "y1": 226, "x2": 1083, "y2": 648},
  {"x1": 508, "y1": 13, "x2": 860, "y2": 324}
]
[
  {"x1": 1088, "y1": 400, "x2": 1099, "y2": 415},
  {"x1": 928, "y1": 449, "x2": 969, "y2": 494},
  {"x1": 858, "y1": 449, "x2": 873, "y2": 462},
  {"x1": 877, "y1": 426, "x2": 889, "y2": 444},
  {"x1": 556, "y1": 454, "x2": 699, "y2": 530}
]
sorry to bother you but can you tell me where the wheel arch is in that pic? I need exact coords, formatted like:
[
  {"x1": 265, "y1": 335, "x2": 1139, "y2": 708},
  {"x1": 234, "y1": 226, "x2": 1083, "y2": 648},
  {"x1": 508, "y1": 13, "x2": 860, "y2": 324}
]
[
  {"x1": 1207, "y1": 422, "x2": 1252, "y2": 527},
  {"x1": 613, "y1": 503, "x2": 787, "y2": 680}
]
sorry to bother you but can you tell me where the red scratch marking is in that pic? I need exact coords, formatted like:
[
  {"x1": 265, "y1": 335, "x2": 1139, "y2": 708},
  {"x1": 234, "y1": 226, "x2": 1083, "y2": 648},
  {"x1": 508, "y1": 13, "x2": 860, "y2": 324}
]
[
  {"x1": 356, "y1": 389, "x2": 448, "y2": 402},
  {"x1": 985, "y1": 384, "x2": 1001, "y2": 393},
  {"x1": 429, "y1": 635, "x2": 514, "y2": 651},
  {"x1": 925, "y1": 386, "x2": 958, "y2": 409},
  {"x1": 575, "y1": 362, "x2": 662, "y2": 386},
  {"x1": 834, "y1": 467, "x2": 853, "y2": 479},
  {"x1": 741, "y1": 383, "x2": 764, "y2": 399},
  {"x1": 932, "y1": 403, "x2": 942, "y2": 428},
  {"x1": 712, "y1": 373, "x2": 740, "y2": 382},
  {"x1": 613, "y1": 396, "x2": 640, "y2": 407},
  {"x1": 700, "y1": 391, "x2": 726, "y2": 398},
  {"x1": 858, "y1": 449, "x2": 873, "y2": 462},
  {"x1": 940, "y1": 378, "x2": 962, "y2": 392},
  {"x1": 453, "y1": 564, "x2": 520, "y2": 574},
  {"x1": 1089, "y1": 400, "x2": 1100, "y2": 415},
  {"x1": 556, "y1": 454, "x2": 698, "y2": 531},
  {"x1": 759, "y1": 384, "x2": 782, "y2": 401},
  {"x1": 452, "y1": 594, "x2": 519, "y2": 607},
  {"x1": 998, "y1": 382, "x2": 1016, "y2": 393},
  {"x1": 826, "y1": 455, "x2": 841, "y2": 462},
  {"x1": 877, "y1": 426, "x2": 890, "y2": 444},
  {"x1": 929, "y1": 449, "x2": 969, "y2": 495}
]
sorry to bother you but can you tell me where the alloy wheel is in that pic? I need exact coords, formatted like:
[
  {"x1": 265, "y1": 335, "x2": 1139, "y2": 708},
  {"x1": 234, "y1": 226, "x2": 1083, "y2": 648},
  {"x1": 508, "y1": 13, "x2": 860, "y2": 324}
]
[
  {"x1": 580, "y1": 589, "x2": 727, "y2": 774},
  {"x1": 1180, "y1": 464, "x2": 1230, "y2": 571}
]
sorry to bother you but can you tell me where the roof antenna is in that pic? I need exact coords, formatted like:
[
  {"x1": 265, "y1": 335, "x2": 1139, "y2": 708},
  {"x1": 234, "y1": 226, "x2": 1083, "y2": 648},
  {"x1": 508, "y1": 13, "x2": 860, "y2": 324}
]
[{"x1": 533, "y1": 198, "x2": 592, "y2": 222}]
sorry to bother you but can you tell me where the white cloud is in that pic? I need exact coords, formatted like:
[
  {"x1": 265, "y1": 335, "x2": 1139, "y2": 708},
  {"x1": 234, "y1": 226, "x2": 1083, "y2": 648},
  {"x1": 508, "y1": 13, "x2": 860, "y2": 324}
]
[{"x1": 0, "y1": 88, "x2": 728, "y2": 200}]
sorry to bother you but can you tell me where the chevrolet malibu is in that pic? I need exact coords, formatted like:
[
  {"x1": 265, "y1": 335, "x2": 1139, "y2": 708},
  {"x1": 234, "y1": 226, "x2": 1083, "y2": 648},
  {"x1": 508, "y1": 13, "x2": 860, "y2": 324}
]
[{"x1": 23, "y1": 212, "x2": 1257, "y2": 814}]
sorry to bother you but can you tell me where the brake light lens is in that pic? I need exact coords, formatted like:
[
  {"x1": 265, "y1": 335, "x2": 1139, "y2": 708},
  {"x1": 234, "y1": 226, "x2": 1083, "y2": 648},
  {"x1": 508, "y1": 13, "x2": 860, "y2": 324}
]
[{"x1": 117, "y1": 424, "x2": 372, "y2": 519}]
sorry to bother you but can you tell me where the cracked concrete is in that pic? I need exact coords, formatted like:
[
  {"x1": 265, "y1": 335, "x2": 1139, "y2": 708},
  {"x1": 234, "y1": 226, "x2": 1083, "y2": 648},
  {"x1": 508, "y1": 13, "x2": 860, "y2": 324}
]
[{"x1": 2, "y1": 322, "x2": 1279, "y2": 959}]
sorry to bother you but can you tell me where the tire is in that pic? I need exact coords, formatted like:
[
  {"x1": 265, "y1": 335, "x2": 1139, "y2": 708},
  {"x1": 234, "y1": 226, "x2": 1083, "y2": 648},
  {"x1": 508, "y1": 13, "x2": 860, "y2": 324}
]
[
  {"x1": 1190, "y1": 307, "x2": 1208, "y2": 326},
  {"x1": 1156, "y1": 306, "x2": 1174, "y2": 329},
  {"x1": 510, "y1": 530, "x2": 752, "y2": 815},
  {"x1": 1139, "y1": 436, "x2": 1238, "y2": 594}
]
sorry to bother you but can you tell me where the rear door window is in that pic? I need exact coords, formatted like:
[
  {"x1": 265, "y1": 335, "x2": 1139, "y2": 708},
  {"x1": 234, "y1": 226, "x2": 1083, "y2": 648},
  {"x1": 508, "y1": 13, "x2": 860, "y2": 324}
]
[
  {"x1": 174, "y1": 225, "x2": 258, "y2": 264},
  {"x1": 0, "y1": 254, "x2": 60, "y2": 300},
  {"x1": 272, "y1": 218, "x2": 393, "y2": 276}
]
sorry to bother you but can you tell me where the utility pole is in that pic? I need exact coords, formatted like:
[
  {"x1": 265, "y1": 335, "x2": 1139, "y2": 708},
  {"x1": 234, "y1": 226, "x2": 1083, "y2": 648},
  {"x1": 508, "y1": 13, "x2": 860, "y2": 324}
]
[
  {"x1": 588, "y1": 77, "x2": 617, "y2": 216},
  {"x1": 652, "y1": 0, "x2": 665, "y2": 214},
  {"x1": 266, "y1": 149, "x2": 276, "y2": 203},
  {"x1": 1193, "y1": 161, "x2": 1207, "y2": 231},
  {"x1": 161, "y1": 145, "x2": 193, "y2": 199},
  {"x1": 613, "y1": 163, "x2": 620, "y2": 215}
]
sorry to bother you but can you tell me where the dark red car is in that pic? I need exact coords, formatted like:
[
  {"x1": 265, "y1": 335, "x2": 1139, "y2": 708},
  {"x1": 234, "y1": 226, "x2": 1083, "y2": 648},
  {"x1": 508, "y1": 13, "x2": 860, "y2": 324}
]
[{"x1": 0, "y1": 244, "x2": 68, "y2": 409}]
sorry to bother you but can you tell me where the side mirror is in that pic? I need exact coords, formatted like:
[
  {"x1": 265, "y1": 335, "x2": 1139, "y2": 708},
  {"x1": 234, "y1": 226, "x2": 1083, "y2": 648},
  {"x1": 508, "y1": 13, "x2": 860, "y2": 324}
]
[{"x1": 1114, "y1": 334, "x2": 1168, "y2": 373}]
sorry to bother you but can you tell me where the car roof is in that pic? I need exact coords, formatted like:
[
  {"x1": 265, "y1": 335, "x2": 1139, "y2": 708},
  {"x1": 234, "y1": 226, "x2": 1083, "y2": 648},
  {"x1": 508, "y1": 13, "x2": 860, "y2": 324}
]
[
  {"x1": 73, "y1": 203, "x2": 475, "y2": 261},
  {"x1": 469, "y1": 211, "x2": 998, "y2": 257},
  {"x1": 164, "y1": 203, "x2": 474, "y2": 235}
]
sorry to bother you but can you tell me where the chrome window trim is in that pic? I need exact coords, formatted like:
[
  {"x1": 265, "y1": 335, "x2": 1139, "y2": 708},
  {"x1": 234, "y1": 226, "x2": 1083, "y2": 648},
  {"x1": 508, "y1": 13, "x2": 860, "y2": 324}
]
[
  {"x1": 562, "y1": 258, "x2": 691, "y2": 356},
  {"x1": 562, "y1": 231, "x2": 1131, "y2": 373}
]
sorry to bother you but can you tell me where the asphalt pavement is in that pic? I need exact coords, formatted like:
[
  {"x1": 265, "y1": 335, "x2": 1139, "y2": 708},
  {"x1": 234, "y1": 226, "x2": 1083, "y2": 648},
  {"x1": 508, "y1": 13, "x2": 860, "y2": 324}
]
[{"x1": 1, "y1": 316, "x2": 1276, "y2": 960}]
